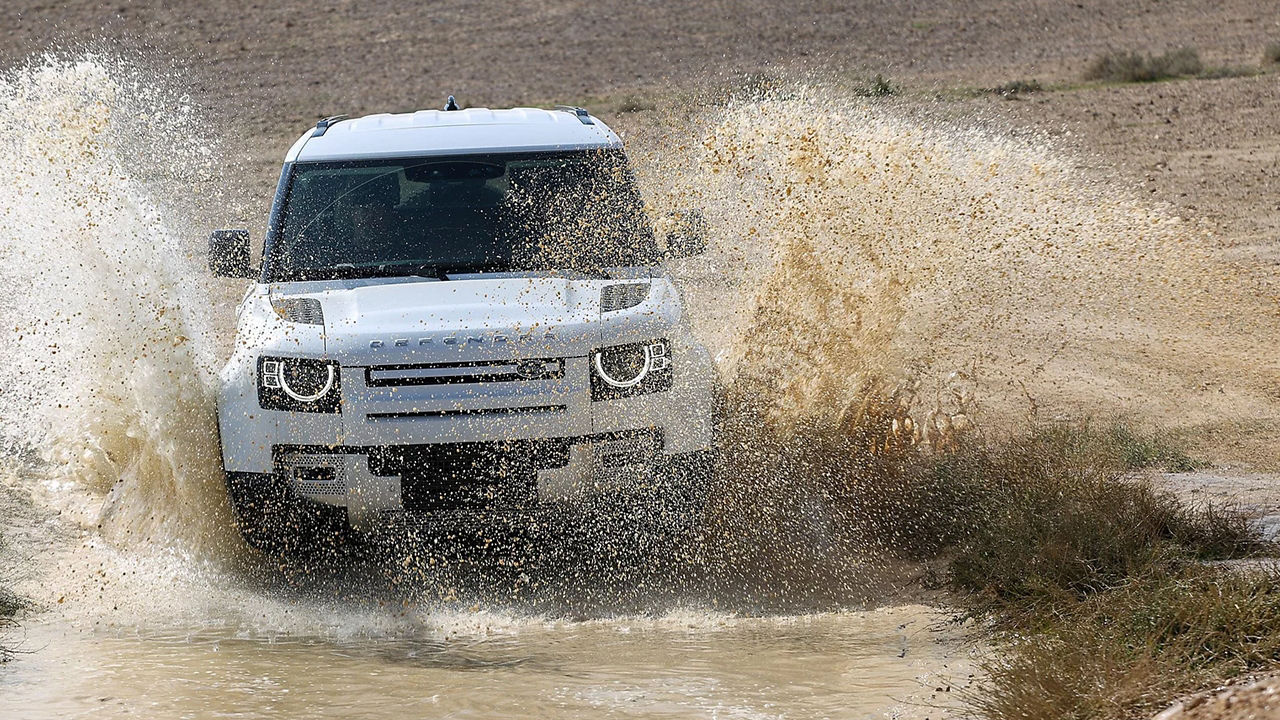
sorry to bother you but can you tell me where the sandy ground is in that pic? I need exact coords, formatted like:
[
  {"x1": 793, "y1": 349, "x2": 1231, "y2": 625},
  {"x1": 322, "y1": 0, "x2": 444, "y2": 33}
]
[{"x1": 4, "y1": 1, "x2": 1278, "y2": 231}]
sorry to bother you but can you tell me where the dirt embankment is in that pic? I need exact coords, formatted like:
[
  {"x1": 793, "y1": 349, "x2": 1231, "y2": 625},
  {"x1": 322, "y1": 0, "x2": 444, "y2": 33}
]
[{"x1": 1155, "y1": 677, "x2": 1280, "y2": 720}]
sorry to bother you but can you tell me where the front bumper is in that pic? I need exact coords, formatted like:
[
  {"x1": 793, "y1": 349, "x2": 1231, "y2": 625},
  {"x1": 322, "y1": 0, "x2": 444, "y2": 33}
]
[{"x1": 264, "y1": 429, "x2": 679, "y2": 530}]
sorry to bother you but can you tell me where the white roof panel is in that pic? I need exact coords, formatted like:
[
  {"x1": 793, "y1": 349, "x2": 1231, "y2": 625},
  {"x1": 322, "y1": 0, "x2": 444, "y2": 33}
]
[{"x1": 288, "y1": 107, "x2": 621, "y2": 163}]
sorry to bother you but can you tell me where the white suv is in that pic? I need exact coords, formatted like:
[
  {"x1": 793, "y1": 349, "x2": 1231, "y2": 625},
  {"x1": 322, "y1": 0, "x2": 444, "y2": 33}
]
[{"x1": 209, "y1": 103, "x2": 715, "y2": 554}]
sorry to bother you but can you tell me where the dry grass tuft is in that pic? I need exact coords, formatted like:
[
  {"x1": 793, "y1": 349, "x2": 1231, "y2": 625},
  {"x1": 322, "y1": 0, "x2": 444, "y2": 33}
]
[
  {"x1": 712, "y1": 377, "x2": 1275, "y2": 717},
  {"x1": 967, "y1": 566, "x2": 1280, "y2": 720},
  {"x1": 765, "y1": 395, "x2": 1275, "y2": 719},
  {"x1": 859, "y1": 420, "x2": 1276, "y2": 720}
]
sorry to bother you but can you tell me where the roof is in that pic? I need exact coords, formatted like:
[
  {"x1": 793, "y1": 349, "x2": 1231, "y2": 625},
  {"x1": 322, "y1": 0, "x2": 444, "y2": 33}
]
[{"x1": 285, "y1": 107, "x2": 622, "y2": 163}]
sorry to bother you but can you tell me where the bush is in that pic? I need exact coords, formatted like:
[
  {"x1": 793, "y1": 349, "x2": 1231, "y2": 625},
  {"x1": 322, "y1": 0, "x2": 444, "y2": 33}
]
[
  {"x1": 715, "y1": 390, "x2": 1274, "y2": 717},
  {"x1": 853, "y1": 422, "x2": 1247, "y2": 587},
  {"x1": 797, "y1": 409, "x2": 1275, "y2": 720},
  {"x1": 968, "y1": 567, "x2": 1280, "y2": 720},
  {"x1": 1085, "y1": 48, "x2": 1203, "y2": 83},
  {"x1": 873, "y1": 423, "x2": 1256, "y2": 606},
  {"x1": 1105, "y1": 423, "x2": 1204, "y2": 472},
  {"x1": 851, "y1": 420, "x2": 1276, "y2": 720},
  {"x1": 856, "y1": 74, "x2": 896, "y2": 97},
  {"x1": 1265, "y1": 42, "x2": 1280, "y2": 65}
]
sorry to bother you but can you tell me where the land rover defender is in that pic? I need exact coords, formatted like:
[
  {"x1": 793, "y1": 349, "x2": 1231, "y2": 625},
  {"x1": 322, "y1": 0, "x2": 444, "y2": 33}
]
[{"x1": 210, "y1": 103, "x2": 714, "y2": 553}]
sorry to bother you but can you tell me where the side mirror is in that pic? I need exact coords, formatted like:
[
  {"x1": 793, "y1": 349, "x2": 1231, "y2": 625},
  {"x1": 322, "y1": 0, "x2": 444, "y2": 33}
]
[
  {"x1": 209, "y1": 229, "x2": 252, "y2": 278},
  {"x1": 662, "y1": 209, "x2": 709, "y2": 259}
]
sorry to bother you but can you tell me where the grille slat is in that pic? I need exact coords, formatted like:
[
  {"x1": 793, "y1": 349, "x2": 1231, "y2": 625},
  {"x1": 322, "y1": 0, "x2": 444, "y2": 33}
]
[
  {"x1": 367, "y1": 405, "x2": 567, "y2": 420},
  {"x1": 365, "y1": 358, "x2": 565, "y2": 387}
]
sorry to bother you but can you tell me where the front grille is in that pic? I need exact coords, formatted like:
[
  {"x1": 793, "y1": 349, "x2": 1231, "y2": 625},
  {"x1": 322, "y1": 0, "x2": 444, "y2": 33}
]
[
  {"x1": 364, "y1": 358, "x2": 564, "y2": 387},
  {"x1": 366, "y1": 405, "x2": 567, "y2": 421}
]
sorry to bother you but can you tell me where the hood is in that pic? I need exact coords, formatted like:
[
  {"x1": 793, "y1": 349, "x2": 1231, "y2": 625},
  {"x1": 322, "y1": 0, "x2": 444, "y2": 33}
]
[{"x1": 275, "y1": 275, "x2": 605, "y2": 364}]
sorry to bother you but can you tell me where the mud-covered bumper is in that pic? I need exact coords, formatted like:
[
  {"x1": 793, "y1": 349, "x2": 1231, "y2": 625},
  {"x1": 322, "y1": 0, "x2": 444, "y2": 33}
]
[{"x1": 262, "y1": 430, "x2": 702, "y2": 530}]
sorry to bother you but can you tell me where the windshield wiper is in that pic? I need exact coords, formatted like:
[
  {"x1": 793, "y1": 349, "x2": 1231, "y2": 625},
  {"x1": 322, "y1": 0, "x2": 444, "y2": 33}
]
[
  {"x1": 292, "y1": 263, "x2": 449, "y2": 281},
  {"x1": 375, "y1": 262, "x2": 449, "y2": 280}
]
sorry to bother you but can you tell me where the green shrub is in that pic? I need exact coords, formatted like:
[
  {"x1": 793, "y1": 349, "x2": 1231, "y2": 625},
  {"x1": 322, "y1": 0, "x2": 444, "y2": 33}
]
[
  {"x1": 990, "y1": 79, "x2": 1043, "y2": 97},
  {"x1": 856, "y1": 74, "x2": 896, "y2": 97},
  {"x1": 1085, "y1": 47, "x2": 1203, "y2": 83},
  {"x1": 1265, "y1": 42, "x2": 1280, "y2": 65}
]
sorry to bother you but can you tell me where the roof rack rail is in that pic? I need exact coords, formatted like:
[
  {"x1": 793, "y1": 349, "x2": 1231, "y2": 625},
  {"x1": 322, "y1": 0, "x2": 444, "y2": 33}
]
[
  {"x1": 554, "y1": 105, "x2": 594, "y2": 125},
  {"x1": 312, "y1": 115, "x2": 348, "y2": 137}
]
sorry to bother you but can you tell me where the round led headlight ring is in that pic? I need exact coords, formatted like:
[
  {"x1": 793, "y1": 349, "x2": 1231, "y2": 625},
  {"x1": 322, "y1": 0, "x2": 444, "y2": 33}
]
[
  {"x1": 593, "y1": 344, "x2": 655, "y2": 388},
  {"x1": 281, "y1": 363, "x2": 335, "y2": 402},
  {"x1": 263, "y1": 359, "x2": 336, "y2": 402}
]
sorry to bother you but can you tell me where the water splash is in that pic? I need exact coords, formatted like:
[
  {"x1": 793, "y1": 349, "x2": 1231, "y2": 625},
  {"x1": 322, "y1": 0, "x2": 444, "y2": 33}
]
[
  {"x1": 0, "y1": 59, "x2": 1274, "y2": 617},
  {"x1": 659, "y1": 88, "x2": 1276, "y2": 436},
  {"x1": 0, "y1": 56, "x2": 236, "y2": 555},
  {"x1": 633, "y1": 87, "x2": 1280, "y2": 606}
]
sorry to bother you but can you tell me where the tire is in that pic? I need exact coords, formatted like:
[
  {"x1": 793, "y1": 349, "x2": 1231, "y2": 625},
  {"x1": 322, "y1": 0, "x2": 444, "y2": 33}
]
[
  {"x1": 225, "y1": 472, "x2": 353, "y2": 560},
  {"x1": 541, "y1": 449, "x2": 715, "y2": 595},
  {"x1": 569, "y1": 449, "x2": 714, "y2": 555},
  {"x1": 650, "y1": 449, "x2": 714, "y2": 540}
]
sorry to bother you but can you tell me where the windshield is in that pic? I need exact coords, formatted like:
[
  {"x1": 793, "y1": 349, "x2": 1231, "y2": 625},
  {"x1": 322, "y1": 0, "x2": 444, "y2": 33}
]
[{"x1": 263, "y1": 150, "x2": 659, "y2": 282}]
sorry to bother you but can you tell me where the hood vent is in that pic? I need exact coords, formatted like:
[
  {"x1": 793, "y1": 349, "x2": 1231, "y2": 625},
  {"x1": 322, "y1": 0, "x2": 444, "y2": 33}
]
[
  {"x1": 271, "y1": 297, "x2": 324, "y2": 325},
  {"x1": 600, "y1": 283, "x2": 650, "y2": 313}
]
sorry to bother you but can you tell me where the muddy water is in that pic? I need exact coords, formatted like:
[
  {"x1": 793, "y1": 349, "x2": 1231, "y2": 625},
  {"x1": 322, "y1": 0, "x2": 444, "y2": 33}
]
[
  {"x1": 1, "y1": 54, "x2": 1275, "y2": 719},
  {"x1": 4, "y1": 602, "x2": 967, "y2": 719}
]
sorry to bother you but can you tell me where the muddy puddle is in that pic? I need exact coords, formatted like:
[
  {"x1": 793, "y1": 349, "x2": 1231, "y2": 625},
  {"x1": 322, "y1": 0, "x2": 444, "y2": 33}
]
[{"x1": 4, "y1": 602, "x2": 968, "y2": 719}]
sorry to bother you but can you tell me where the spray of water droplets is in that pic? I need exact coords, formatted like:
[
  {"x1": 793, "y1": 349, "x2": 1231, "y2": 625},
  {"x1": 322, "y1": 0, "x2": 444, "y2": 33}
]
[{"x1": 0, "y1": 56, "x2": 237, "y2": 556}]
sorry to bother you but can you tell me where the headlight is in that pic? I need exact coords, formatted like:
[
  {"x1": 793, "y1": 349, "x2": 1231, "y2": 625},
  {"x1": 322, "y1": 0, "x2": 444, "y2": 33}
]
[
  {"x1": 590, "y1": 339, "x2": 672, "y2": 401},
  {"x1": 258, "y1": 356, "x2": 341, "y2": 413}
]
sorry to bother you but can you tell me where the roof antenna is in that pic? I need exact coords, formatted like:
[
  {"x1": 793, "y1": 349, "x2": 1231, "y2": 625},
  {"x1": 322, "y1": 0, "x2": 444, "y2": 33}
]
[{"x1": 444, "y1": 95, "x2": 460, "y2": 111}]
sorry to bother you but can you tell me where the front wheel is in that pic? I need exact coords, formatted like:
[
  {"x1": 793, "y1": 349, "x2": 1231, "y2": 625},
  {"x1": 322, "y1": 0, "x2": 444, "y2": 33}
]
[
  {"x1": 648, "y1": 449, "x2": 715, "y2": 541},
  {"x1": 540, "y1": 449, "x2": 715, "y2": 557}
]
